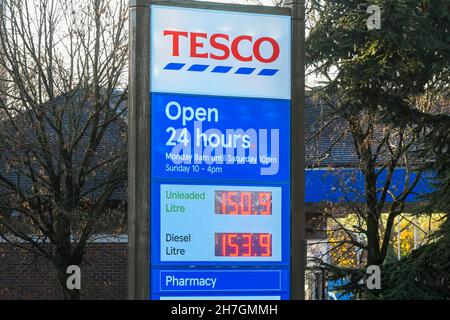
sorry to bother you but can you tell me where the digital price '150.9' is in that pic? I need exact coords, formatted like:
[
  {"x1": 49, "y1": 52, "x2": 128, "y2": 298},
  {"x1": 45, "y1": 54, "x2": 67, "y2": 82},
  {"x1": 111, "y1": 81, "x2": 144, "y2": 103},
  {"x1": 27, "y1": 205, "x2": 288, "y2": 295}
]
[
  {"x1": 215, "y1": 233, "x2": 272, "y2": 257},
  {"x1": 215, "y1": 191, "x2": 272, "y2": 215}
]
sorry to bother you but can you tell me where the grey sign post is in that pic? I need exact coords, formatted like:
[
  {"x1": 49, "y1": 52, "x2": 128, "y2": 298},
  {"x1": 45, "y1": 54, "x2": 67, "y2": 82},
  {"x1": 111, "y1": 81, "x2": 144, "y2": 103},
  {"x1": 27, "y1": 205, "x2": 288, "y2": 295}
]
[
  {"x1": 128, "y1": 0, "x2": 306, "y2": 300},
  {"x1": 286, "y1": 0, "x2": 306, "y2": 301},
  {"x1": 128, "y1": 0, "x2": 150, "y2": 300}
]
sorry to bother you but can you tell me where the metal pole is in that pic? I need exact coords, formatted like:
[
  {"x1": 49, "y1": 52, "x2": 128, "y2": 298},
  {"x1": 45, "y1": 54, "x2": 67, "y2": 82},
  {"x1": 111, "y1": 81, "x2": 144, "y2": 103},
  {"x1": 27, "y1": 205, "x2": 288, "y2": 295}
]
[
  {"x1": 397, "y1": 216, "x2": 401, "y2": 261},
  {"x1": 286, "y1": 0, "x2": 306, "y2": 300},
  {"x1": 128, "y1": 0, "x2": 150, "y2": 300}
]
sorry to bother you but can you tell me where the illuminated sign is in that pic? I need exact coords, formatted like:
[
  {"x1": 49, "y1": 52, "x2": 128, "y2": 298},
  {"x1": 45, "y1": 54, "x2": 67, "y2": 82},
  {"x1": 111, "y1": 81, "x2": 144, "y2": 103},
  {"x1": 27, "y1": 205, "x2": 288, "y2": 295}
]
[
  {"x1": 151, "y1": 5, "x2": 291, "y2": 99},
  {"x1": 215, "y1": 233, "x2": 272, "y2": 257},
  {"x1": 151, "y1": 93, "x2": 290, "y2": 180},
  {"x1": 150, "y1": 3, "x2": 291, "y2": 300},
  {"x1": 153, "y1": 184, "x2": 286, "y2": 263},
  {"x1": 215, "y1": 191, "x2": 272, "y2": 216}
]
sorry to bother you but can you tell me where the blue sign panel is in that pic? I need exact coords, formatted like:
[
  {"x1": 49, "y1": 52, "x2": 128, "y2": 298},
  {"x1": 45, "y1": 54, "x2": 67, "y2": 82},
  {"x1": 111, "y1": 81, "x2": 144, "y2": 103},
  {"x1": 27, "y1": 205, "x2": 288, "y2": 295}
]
[
  {"x1": 151, "y1": 268, "x2": 290, "y2": 300},
  {"x1": 150, "y1": 93, "x2": 291, "y2": 298},
  {"x1": 151, "y1": 93, "x2": 290, "y2": 182},
  {"x1": 306, "y1": 168, "x2": 434, "y2": 203}
]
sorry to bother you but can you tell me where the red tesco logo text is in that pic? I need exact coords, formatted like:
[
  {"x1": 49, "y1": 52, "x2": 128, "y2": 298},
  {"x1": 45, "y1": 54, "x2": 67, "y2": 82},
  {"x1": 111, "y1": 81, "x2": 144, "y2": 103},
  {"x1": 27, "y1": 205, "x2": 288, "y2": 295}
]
[{"x1": 163, "y1": 30, "x2": 280, "y2": 63}]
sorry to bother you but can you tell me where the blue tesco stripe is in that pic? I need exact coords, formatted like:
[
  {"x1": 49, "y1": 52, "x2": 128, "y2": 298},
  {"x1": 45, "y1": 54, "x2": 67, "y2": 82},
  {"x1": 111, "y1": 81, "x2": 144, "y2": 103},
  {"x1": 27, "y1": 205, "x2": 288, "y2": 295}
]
[
  {"x1": 163, "y1": 63, "x2": 278, "y2": 76},
  {"x1": 211, "y1": 66, "x2": 233, "y2": 73},
  {"x1": 235, "y1": 67, "x2": 256, "y2": 75},
  {"x1": 259, "y1": 69, "x2": 279, "y2": 76},
  {"x1": 188, "y1": 64, "x2": 209, "y2": 72},
  {"x1": 164, "y1": 63, "x2": 185, "y2": 70}
]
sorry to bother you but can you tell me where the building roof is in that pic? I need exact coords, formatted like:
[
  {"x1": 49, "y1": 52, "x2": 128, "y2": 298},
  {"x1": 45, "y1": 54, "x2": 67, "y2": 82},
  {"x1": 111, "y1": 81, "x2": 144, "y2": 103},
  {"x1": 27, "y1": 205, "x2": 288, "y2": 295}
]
[
  {"x1": 305, "y1": 96, "x2": 358, "y2": 167},
  {"x1": 0, "y1": 90, "x2": 127, "y2": 203},
  {"x1": 305, "y1": 95, "x2": 450, "y2": 168}
]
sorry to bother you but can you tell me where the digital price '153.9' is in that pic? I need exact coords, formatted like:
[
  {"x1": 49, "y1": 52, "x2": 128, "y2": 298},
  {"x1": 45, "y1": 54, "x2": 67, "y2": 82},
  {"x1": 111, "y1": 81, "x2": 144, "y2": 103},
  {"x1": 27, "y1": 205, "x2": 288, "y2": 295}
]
[
  {"x1": 215, "y1": 191, "x2": 272, "y2": 215},
  {"x1": 215, "y1": 233, "x2": 272, "y2": 257}
]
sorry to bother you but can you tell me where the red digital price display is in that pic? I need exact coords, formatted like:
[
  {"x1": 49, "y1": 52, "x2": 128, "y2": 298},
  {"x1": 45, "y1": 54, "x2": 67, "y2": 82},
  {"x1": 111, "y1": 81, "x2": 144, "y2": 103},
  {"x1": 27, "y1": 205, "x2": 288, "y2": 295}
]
[
  {"x1": 215, "y1": 191, "x2": 272, "y2": 215},
  {"x1": 215, "y1": 233, "x2": 272, "y2": 257}
]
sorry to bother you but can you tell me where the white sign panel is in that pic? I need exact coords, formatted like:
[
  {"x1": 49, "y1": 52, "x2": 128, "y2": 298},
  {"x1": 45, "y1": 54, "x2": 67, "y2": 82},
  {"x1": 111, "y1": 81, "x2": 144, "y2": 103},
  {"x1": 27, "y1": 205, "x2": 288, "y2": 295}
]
[
  {"x1": 160, "y1": 184, "x2": 282, "y2": 262},
  {"x1": 151, "y1": 5, "x2": 291, "y2": 99}
]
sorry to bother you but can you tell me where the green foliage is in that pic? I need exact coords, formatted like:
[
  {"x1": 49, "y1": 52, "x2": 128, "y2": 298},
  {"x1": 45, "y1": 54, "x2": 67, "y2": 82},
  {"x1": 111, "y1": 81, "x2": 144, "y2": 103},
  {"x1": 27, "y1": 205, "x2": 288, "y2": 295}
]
[
  {"x1": 307, "y1": 0, "x2": 449, "y2": 299},
  {"x1": 307, "y1": 0, "x2": 450, "y2": 217},
  {"x1": 307, "y1": 0, "x2": 449, "y2": 124},
  {"x1": 420, "y1": 124, "x2": 450, "y2": 215},
  {"x1": 367, "y1": 218, "x2": 450, "y2": 299}
]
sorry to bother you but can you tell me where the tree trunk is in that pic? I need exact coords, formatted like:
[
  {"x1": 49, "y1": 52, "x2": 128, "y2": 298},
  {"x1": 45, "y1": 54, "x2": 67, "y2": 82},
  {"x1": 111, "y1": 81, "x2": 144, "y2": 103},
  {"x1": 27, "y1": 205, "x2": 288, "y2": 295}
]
[
  {"x1": 365, "y1": 166, "x2": 382, "y2": 266},
  {"x1": 366, "y1": 212, "x2": 381, "y2": 265}
]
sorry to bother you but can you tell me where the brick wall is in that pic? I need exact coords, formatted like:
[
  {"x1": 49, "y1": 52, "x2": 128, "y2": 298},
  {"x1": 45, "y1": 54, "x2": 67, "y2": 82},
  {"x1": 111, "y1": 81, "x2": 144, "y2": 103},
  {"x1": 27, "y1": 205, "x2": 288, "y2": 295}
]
[{"x1": 0, "y1": 242, "x2": 127, "y2": 300}]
